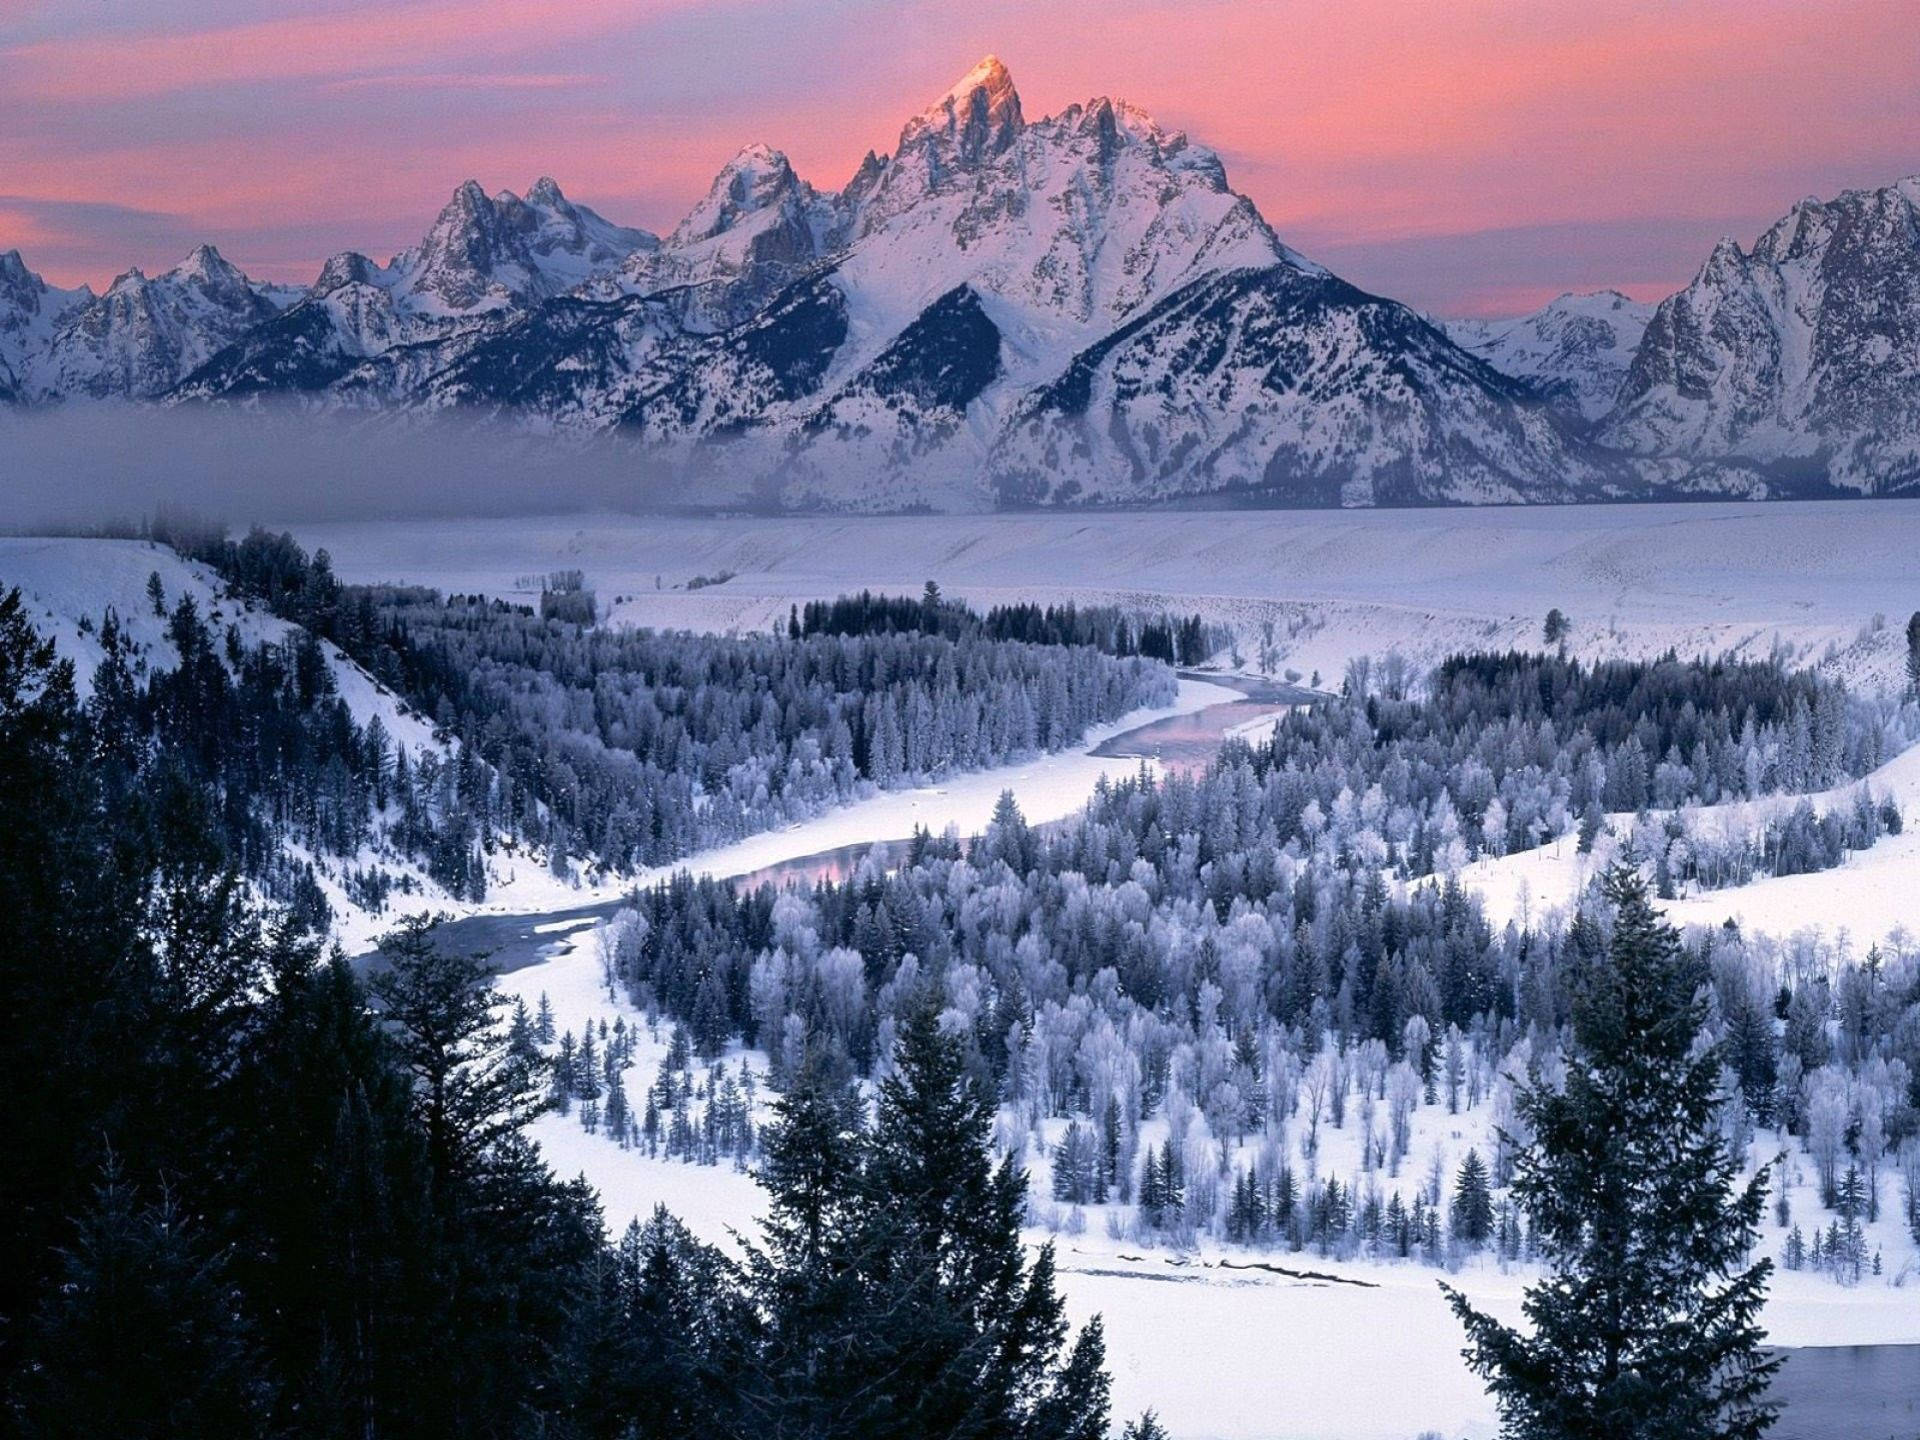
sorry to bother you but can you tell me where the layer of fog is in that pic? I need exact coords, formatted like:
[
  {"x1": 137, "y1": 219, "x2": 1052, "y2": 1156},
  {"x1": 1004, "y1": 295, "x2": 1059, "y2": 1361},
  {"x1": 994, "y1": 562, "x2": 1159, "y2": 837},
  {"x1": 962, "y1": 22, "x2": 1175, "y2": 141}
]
[{"x1": 0, "y1": 404, "x2": 739, "y2": 532}]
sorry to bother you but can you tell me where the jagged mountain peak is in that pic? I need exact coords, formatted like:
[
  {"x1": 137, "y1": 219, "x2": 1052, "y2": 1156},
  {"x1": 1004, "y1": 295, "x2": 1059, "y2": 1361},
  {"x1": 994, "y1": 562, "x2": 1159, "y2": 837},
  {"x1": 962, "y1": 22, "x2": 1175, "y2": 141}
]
[
  {"x1": 314, "y1": 251, "x2": 382, "y2": 294},
  {"x1": 897, "y1": 54, "x2": 1025, "y2": 165},
  {"x1": 1602, "y1": 171, "x2": 1920, "y2": 494},
  {"x1": 166, "y1": 243, "x2": 255, "y2": 295},
  {"x1": 1444, "y1": 289, "x2": 1652, "y2": 425},
  {"x1": 25, "y1": 60, "x2": 1915, "y2": 509},
  {"x1": 390, "y1": 175, "x2": 654, "y2": 312},
  {"x1": 670, "y1": 144, "x2": 808, "y2": 247},
  {"x1": 0, "y1": 249, "x2": 37, "y2": 289},
  {"x1": 1, "y1": 249, "x2": 87, "y2": 325}
]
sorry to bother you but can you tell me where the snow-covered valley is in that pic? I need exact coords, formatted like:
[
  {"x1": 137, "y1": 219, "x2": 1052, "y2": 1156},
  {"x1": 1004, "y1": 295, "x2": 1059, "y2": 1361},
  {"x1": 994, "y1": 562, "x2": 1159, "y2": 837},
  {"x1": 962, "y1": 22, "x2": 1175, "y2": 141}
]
[
  {"x1": 289, "y1": 504, "x2": 1920, "y2": 1439},
  {"x1": 8, "y1": 511, "x2": 1919, "y2": 1440},
  {"x1": 296, "y1": 500, "x2": 1920, "y2": 694}
]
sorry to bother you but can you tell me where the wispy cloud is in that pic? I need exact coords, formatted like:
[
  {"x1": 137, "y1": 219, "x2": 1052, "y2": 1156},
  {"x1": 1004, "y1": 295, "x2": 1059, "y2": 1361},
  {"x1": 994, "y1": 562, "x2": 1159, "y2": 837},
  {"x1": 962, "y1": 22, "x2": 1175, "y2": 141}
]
[
  {"x1": 0, "y1": 194, "x2": 199, "y2": 269},
  {"x1": 321, "y1": 71, "x2": 606, "y2": 93},
  {"x1": 2, "y1": 0, "x2": 1915, "y2": 309},
  {"x1": 1, "y1": 0, "x2": 705, "y2": 99}
]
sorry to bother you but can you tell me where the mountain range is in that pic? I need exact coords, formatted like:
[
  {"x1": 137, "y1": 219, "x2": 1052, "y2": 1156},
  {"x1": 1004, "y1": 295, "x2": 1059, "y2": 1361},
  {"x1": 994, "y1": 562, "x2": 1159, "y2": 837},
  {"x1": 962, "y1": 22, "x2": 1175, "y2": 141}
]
[{"x1": 4, "y1": 58, "x2": 1917, "y2": 508}]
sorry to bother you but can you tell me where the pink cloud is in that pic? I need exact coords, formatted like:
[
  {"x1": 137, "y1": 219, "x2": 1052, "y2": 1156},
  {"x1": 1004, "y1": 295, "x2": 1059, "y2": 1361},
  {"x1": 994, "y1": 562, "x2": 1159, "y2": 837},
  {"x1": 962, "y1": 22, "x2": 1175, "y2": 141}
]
[
  {"x1": 2, "y1": 0, "x2": 704, "y2": 99},
  {"x1": 3, "y1": 0, "x2": 1915, "y2": 311}
]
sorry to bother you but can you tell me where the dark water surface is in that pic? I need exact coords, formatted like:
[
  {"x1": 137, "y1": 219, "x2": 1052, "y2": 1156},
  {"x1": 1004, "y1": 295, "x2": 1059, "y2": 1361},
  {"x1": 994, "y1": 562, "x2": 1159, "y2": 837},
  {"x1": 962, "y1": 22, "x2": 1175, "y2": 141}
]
[{"x1": 1772, "y1": 1344, "x2": 1920, "y2": 1440}]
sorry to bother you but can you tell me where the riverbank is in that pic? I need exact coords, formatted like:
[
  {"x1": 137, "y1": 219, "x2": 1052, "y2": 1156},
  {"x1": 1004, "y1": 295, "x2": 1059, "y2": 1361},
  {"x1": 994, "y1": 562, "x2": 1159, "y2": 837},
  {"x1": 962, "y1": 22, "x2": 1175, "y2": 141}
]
[{"x1": 341, "y1": 675, "x2": 1240, "y2": 955}]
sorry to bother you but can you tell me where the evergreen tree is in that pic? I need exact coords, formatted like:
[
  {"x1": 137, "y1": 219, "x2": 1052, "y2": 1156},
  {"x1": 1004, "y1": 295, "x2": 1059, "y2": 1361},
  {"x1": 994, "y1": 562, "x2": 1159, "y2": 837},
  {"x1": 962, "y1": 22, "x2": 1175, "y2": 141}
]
[
  {"x1": 1444, "y1": 868, "x2": 1779, "y2": 1439},
  {"x1": 15, "y1": 1164, "x2": 270, "y2": 1440},
  {"x1": 1123, "y1": 1409, "x2": 1173, "y2": 1440},
  {"x1": 770, "y1": 1005, "x2": 1110, "y2": 1440},
  {"x1": 1452, "y1": 1149, "x2": 1495, "y2": 1247},
  {"x1": 596, "y1": 1206, "x2": 751, "y2": 1440},
  {"x1": 373, "y1": 916, "x2": 538, "y2": 1195},
  {"x1": 535, "y1": 991, "x2": 556, "y2": 1044}
]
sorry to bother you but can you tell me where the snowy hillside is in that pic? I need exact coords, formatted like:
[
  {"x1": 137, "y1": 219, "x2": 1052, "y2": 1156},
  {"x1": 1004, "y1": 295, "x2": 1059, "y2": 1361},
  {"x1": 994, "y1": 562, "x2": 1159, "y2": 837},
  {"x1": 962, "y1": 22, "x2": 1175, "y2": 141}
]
[
  {"x1": 293, "y1": 501, "x2": 1920, "y2": 699},
  {"x1": 1444, "y1": 290, "x2": 1652, "y2": 424},
  {"x1": 0, "y1": 537, "x2": 463, "y2": 927},
  {"x1": 986, "y1": 265, "x2": 1623, "y2": 507}
]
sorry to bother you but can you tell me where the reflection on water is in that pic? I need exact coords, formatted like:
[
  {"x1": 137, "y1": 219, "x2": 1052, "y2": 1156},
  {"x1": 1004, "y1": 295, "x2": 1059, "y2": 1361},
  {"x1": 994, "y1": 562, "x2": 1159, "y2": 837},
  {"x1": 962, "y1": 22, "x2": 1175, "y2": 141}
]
[
  {"x1": 731, "y1": 838, "x2": 911, "y2": 892},
  {"x1": 368, "y1": 681, "x2": 1321, "y2": 975},
  {"x1": 1093, "y1": 698, "x2": 1289, "y2": 776}
]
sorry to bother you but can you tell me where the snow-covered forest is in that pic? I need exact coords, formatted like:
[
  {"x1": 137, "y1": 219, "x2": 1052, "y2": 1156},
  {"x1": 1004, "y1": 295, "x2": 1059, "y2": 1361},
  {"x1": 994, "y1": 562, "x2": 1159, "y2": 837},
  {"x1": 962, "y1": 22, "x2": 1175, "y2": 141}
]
[
  {"x1": 63, "y1": 524, "x2": 1172, "y2": 930},
  {"x1": 8, "y1": 519, "x2": 1920, "y2": 1440},
  {"x1": 540, "y1": 662, "x2": 1920, "y2": 1281}
]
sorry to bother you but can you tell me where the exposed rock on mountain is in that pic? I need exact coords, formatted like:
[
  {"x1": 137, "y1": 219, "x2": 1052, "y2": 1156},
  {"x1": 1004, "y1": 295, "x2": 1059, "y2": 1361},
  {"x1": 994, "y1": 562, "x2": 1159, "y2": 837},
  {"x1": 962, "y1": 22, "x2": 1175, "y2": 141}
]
[
  {"x1": 10, "y1": 60, "x2": 1919, "y2": 508},
  {"x1": 1445, "y1": 290, "x2": 1652, "y2": 424},
  {"x1": 173, "y1": 178, "x2": 656, "y2": 403},
  {"x1": 0, "y1": 250, "x2": 91, "y2": 402},
  {"x1": 991, "y1": 265, "x2": 1621, "y2": 507},
  {"x1": 23, "y1": 245, "x2": 284, "y2": 400},
  {"x1": 602, "y1": 146, "x2": 840, "y2": 331},
  {"x1": 1600, "y1": 176, "x2": 1920, "y2": 494}
]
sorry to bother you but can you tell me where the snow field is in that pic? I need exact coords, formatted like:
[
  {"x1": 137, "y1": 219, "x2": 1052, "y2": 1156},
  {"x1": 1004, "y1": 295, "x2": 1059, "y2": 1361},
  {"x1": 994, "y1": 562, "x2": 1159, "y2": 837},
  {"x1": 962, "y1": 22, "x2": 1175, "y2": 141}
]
[
  {"x1": 293, "y1": 502, "x2": 1920, "y2": 697},
  {"x1": 1452, "y1": 730, "x2": 1920, "y2": 947}
]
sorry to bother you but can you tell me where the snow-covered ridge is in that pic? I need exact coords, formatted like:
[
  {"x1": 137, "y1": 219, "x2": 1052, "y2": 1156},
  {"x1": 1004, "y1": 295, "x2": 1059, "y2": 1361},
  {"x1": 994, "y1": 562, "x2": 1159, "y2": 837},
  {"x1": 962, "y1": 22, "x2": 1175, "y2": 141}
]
[
  {"x1": 1443, "y1": 290, "x2": 1652, "y2": 425},
  {"x1": 1600, "y1": 174, "x2": 1920, "y2": 494},
  {"x1": 0, "y1": 536, "x2": 452, "y2": 929},
  {"x1": 8, "y1": 68, "x2": 1920, "y2": 507}
]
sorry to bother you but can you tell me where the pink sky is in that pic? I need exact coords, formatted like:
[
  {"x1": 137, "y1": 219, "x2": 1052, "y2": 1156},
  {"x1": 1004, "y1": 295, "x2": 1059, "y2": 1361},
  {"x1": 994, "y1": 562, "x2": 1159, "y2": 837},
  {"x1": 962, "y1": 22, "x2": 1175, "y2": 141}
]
[{"x1": 1, "y1": 0, "x2": 1915, "y2": 315}]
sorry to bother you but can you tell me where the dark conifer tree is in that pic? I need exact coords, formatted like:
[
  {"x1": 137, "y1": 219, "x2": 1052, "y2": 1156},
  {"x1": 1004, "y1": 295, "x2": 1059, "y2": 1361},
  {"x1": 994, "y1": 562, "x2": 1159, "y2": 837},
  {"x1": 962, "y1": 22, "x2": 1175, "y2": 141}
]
[
  {"x1": 15, "y1": 1164, "x2": 271, "y2": 1440},
  {"x1": 1445, "y1": 868, "x2": 1779, "y2": 1439},
  {"x1": 745, "y1": 1052, "x2": 868, "y2": 1434},
  {"x1": 829, "y1": 1006, "x2": 1108, "y2": 1440},
  {"x1": 1451, "y1": 1149, "x2": 1495, "y2": 1247}
]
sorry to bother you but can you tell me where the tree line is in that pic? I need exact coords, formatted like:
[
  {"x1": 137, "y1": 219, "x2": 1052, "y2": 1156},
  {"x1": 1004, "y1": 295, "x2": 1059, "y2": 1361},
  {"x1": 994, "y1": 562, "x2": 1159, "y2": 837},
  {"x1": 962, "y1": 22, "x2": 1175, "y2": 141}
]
[
  {"x1": 794, "y1": 583, "x2": 1221, "y2": 666},
  {"x1": 75, "y1": 525, "x2": 1174, "y2": 921}
]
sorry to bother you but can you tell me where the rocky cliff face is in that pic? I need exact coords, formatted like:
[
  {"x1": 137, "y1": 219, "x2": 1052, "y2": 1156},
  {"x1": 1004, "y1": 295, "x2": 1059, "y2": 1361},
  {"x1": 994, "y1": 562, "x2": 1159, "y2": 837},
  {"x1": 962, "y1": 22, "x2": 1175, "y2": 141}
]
[
  {"x1": 1600, "y1": 176, "x2": 1920, "y2": 495},
  {"x1": 21, "y1": 245, "x2": 283, "y2": 400}
]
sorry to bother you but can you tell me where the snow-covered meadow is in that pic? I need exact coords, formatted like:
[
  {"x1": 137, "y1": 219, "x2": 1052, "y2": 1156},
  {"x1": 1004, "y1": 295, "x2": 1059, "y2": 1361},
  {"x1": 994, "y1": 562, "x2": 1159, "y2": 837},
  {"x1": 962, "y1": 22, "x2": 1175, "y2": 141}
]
[{"x1": 293, "y1": 500, "x2": 1920, "y2": 693}]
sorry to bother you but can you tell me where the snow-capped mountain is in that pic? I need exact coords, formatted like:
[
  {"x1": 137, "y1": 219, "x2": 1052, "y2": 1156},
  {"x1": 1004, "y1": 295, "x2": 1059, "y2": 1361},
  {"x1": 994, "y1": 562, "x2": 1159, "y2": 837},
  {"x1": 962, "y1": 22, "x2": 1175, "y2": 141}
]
[
  {"x1": 394, "y1": 177, "x2": 656, "y2": 314},
  {"x1": 172, "y1": 178, "x2": 656, "y2": 402},
  {"x1": 20, "y1": 245, "x2": 288, "y2": 400},
  {"x1": 1445, "y1": 291, "x2": 1652, "y2": 425},
  {"x1": 1600, "y1": 176, "x2": 1920, "y2": 494},
  {"x1": 598, "y1": 145, "x2": 840, "y2": 332},
  {"x1": 10, "y1": 58, "x2": 1920, "y2": 508},
  {"x1": 985, "y1": 266, "x2": 1625, "y2": 507},
  {"x1": 384, "y1": 57, "x2": 1598, "y2": 508},
  {"x1": 0, "y1": 251, "x2": 92, "y2": 402}
]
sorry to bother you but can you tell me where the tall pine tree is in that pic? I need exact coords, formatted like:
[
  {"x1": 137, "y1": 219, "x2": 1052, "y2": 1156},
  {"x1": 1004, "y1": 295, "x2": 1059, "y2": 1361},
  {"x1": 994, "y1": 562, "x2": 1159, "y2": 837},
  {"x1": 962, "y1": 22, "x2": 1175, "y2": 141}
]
[{"x1": 1444, "y1": 868, "x2": 1779, "y2": 1439}]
